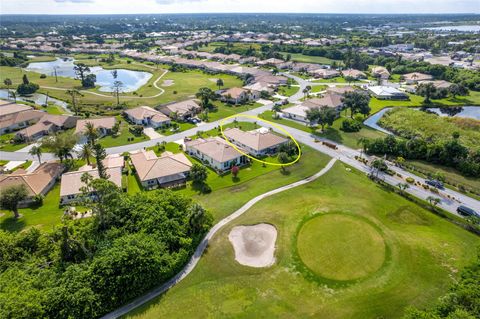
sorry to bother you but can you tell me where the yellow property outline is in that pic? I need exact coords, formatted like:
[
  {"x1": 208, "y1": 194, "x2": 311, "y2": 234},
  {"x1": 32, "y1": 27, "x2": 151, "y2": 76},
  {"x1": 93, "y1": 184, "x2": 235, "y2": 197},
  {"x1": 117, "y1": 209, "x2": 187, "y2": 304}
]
[{"x1": 219, "y1": 114, "x2": 302, "y2": 167}]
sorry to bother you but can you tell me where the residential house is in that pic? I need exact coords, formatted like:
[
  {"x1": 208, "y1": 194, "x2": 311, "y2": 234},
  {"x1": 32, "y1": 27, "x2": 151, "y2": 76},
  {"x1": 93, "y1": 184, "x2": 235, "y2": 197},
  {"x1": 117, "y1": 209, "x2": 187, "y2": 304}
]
[
  {"x1": 130, "y1": 149, "x2": 192, "y2": 189},
  {"x1": 15, "y1": 114, "x2": 77, "y2": 141},
  {"x1": 75, "y1": 117, "x2": 116, "y2": 137},
  {"x1": 223, "y1": 127, "x2": 288, "y2": 157},
  {"x1": 371, "y1": 66, "x2": 391, "y2": 80},
  {"x1": 341, "y1": 69, "x2": 367, "y2": 80},
  {"x1": 124, "y1": 106, "x2": 171, "y2": 128},
  {"x1": 0, "y1": 100, "x2": 45, "y2": 135},
  {"x1": 310, "y1": 68, "x2": 341, "y2": 79},
  {"x1": 326, "y1": 86, "x2": 357, "y2": 95},
  {"x1": 59, "y1": 154, "x2": 124, "y2": 204},
  {"x1": 243, "y1": 81, "x2": 274, "y2": 99},
  {"x1": 185, "y1": 136, "x2": 246, "y2": 172},
  {"x1": 282, "y1": 92, "x2": 345, "y2": 123},
  {"x1": 403, "y1": 72, "x2": 433, "y2": 84},
  {"x1": 257, "y1": 58, "x2": 284, "y2": 67},
  {"x1": 221, "y1": 87, "x2": 252, "y2": 104},
  {"x1": 368, "y1": 86, "x2": 409, "y2": 100},
  {"x1": 158, "y1": 99, "x2": 202, "y2": 121},
  {"x1": 0, "y1": 162, "x2": 64, "y2": 207},
  {"x1": 254, "y1": 74, "x2": 288, "y2": 87}
]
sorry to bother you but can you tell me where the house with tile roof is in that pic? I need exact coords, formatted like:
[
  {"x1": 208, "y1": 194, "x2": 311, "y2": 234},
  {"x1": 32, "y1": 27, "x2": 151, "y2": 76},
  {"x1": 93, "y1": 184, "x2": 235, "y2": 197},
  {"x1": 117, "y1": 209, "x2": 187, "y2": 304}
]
[
  {"x1": 130, "y1": 149, "x2": 192, "y2": 189},
  {"x1": 185, "y1": 136, "x2": 246, "y2": 172},
  {"x1": 124, "y1": 106, "x2": 171, "y2": 128},
  {"x1": 75, "y1": 117, "x2": 116, "y2": 137},
  {"x1": 0, "y1": 161, "x2": 64, "y2": 206},
  {"x1": 223, "y1": 127, "x2": 288, "y2": 157},
  {"x1": 15, "y1": 114, "x2": 77, "y2": 141},
  {"x1": 59, "y1": 154, "x2": 124, "y2": 205},
  {"x1": 158, "y1": 99, "x2": 201, "y2": 121},
  {"x1": 0, "y1": 100, "x2": 45, "y2": 135}
]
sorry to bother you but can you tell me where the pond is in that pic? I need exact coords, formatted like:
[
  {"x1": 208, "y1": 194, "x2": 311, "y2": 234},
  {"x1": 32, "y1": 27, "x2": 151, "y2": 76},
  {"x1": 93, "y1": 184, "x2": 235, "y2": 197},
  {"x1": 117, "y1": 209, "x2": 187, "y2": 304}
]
[
  {"x1": 364, "y1": 106, "x2": 480, "y2": 134},
  {"x1": 25, "y1": 58, "x2": 152, "y2": 92},
  {"x1": 423, "y1": 25, "x2": 480, "y2": 32},
  {"x1": 0, "y1": 89, "x2": 70, "y2": 113}
]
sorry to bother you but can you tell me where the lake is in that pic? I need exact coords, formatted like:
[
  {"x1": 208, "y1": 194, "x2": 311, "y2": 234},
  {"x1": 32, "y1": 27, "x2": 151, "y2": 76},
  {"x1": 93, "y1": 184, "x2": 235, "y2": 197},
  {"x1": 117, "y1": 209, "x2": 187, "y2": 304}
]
[
  {"x1": 0, "y1": 89, "x2": 70, "y2": 113},
  {"x1": 25, "y1": 58, "x2": 152, "y2": 92}
]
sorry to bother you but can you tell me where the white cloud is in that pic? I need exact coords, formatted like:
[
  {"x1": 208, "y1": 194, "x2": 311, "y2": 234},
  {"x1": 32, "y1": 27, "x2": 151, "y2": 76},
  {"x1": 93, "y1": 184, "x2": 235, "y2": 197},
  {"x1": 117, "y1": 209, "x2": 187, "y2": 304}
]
[{"x1": 1, "y1": 0, "x2": 479, "y2": 14}]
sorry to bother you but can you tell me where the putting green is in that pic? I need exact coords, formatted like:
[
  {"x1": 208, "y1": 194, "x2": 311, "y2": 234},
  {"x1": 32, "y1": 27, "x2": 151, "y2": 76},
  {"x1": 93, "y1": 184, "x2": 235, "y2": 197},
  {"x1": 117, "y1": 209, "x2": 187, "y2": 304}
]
[{"x1": 296, "y1": 214, "x2": 386, "y2": 282}]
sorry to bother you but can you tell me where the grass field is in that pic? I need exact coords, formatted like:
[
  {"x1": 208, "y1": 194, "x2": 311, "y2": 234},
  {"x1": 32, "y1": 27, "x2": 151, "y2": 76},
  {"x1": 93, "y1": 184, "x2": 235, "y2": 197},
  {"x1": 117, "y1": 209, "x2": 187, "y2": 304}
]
[
  {"x1": 296, "y1": 213, "x2": 386, "y2": 282},
  {"x1": 378, "y1": 107, "x2": 480, "y2": 150},
  {"x1": 280, "y1": 52, "x2": 340, "y2": 65},
  {"x1": 124, "y1": 161, "x2": 480, "y2": 319}
]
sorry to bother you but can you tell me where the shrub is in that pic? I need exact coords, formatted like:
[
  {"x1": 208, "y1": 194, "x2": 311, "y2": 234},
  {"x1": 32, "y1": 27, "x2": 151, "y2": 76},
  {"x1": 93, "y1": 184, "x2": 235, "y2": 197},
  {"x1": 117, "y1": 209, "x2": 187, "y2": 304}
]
[
  {"x1": 341, "y1": 118, "x2": 362, "y2": 132},
  {"x1": 40, "y1": 74, "x2": 47, "y2": 79},
  {"x1": 17, "y1": 82, "x2": 39, "y2": 95},
  {"x1": 406, "y1": 177, "x2": 415, "y2": 183}
]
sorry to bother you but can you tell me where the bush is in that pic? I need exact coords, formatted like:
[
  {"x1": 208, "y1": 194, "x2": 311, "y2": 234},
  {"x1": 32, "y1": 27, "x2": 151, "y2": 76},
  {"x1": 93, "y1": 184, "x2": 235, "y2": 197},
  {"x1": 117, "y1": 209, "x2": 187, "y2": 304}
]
[
  {"x1": 341, "y1": 118, "x2": 362, "y2": 132},
  {"x1": 40, "y1": 74, "x2": 47, "y2": 79},
  {"x1": 406, "y1": 177, "x2": 415, "y2": 183},
  {"x1": 17, "y1": 83, "x2": 39, "y2": 95}
]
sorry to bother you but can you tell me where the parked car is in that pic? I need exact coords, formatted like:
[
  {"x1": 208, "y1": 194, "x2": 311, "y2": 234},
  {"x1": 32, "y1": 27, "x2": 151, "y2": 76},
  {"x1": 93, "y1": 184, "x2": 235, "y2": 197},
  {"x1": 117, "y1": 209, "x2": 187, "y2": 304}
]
[
  {"x1": 456, "y1": 205, "x2": 479, "y2": 217},
  {"x1": 425, "y1": 179, "x2": 444, "y2": 190}
]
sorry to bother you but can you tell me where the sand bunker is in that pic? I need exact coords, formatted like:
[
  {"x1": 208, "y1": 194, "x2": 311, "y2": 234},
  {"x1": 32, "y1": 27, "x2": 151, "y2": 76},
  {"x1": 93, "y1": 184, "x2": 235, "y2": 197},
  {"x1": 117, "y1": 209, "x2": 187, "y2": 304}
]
[
  {"x1": 228, "y1": 223, "x2": 277, "y2": 267},
  {"x1": 209, "y1": 78, "x2": 219, "y2": 83},
  {"x1": 161, "y1": 80, "x2": 174, "y2": 87}
]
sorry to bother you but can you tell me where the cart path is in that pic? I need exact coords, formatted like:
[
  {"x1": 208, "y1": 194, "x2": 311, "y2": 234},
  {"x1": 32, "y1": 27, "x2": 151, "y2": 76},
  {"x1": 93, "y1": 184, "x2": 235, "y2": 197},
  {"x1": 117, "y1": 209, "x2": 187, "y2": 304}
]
[{"x1": 100, "y1": 158, "x2": 337, "y2": 319}]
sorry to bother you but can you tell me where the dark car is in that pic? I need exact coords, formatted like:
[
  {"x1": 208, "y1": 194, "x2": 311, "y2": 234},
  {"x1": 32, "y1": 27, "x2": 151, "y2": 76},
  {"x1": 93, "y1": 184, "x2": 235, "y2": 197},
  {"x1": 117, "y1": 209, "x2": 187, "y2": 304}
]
[
  {"x1": 457, "y1": 205, "x2": 479, "y2": 217},
  {"x1": 425, "y1": 179, "x2": 444, "y2": 190}
]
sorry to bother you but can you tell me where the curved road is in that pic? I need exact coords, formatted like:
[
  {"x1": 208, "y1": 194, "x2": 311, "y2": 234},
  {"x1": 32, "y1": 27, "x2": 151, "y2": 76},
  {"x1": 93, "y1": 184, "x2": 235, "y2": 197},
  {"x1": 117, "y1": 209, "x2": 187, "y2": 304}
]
[{"x1": 101, "y1": 158, "x2": 337, "y2": 319}]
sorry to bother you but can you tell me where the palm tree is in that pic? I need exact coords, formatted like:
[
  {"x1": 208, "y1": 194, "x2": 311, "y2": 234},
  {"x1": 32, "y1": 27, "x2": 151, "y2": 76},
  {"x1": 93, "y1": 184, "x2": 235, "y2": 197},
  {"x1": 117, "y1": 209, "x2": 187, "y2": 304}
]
[
  {"x1": 78, "y1": 143, "x2": 93, "y2": 166},
  {"x1": 28, "y1": 145, "x2": 42, "y2": 164},
  {"x1": 188, "y1": 203, "x2": 207, "y2": 234},
  {"x1": 216, "y1": 78, "x2": 224, "y2": 90},
  {"x1": 195, "y1": 87, "x2": 215, "y2": 110},
  {"x1": 396, "y1": 182, "x2": 409, "y2": 194},
  {"x1": 9, "y1": 91, "x2": 16, "y2": 103},
  {"x1": 426, "y1": 196, "x2": 441, "y2": 206},
  {"x1": 357, "y1": 137, "x2": 370, "y2": 158},
  {"x1": 84, "y1": 122, "x2": 98, "y2": 146},
  {"x1": 41, "y1": 134, "x2": 77, "y2": 163}
]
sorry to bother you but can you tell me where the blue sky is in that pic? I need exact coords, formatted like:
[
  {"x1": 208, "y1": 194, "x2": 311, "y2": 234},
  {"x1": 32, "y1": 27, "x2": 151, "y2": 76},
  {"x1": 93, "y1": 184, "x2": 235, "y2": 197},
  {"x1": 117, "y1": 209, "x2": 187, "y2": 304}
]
[{"x1": 1, "y1": 0, "x2": 479, "y2": 14}]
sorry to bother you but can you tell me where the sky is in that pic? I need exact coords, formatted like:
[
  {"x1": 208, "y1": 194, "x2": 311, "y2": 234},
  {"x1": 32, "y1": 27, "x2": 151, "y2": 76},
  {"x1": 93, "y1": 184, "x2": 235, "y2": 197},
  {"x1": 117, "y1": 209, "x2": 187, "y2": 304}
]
[{"x1": 1, "y1": 0, "x2": 479, "y2": 15}]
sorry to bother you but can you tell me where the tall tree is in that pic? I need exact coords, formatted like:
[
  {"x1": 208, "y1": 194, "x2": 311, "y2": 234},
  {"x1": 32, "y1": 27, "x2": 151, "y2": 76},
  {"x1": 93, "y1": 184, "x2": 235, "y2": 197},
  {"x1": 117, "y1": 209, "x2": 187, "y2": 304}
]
[
  {"x1": 84, "y1": 122, "x2": 99, "y2": 146},
  {"x1": 66, "y1": 89, "x2": 82, "y2": 115},
  {"x1": 342, "y1": 91, "x2": 370, "y2": 118},
  {"x1": 417, "y1": 82, "x2": 436, "y2": 104},
  {"x1": 73, "y1": 63, "x2": 90, "y2": 82},
  {"x1": 306, "y1": 106, "x2": 336, "y2": 131},
  {"x1": 112, "y1": 80, "x2": 123, "y2": 106},
  {"x1": 216, "y1": 78, "x2": 224, "y2": 90},
  {"x1": 78, "y1": 143, "x2": 93, "y2": 166},
  {"x1": 195, "y1": 87, "x2": 215, "y2": 110},
  {"x1": 41, "y1": 133, "x2": 77, "y2": 162},
  {"x1": 28, "y1": 145, "x2": 42, "y2": 163},
  {"x1": 0, "y1": 184, "x2": 28, "y2": 219},
  {"x1": 3, "y1": 78, "x2": 12, "y2": 99},
  {"x1": 93, "y1": 143, "x2": 108, "y2": 179},
  {"x1": 190, "y1": 163, "x2": 208, "y2": 184}
]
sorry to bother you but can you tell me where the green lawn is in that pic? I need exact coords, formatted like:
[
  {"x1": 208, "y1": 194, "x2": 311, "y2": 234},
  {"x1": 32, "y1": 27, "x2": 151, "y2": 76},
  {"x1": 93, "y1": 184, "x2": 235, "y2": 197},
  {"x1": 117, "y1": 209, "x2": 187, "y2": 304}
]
[
  {"x1": 280, "y1": 52, "x2": 340, "y2": 65},
  {"x1": 277, "y1": 84, "x2": 300, "y2": 97},
  {"x1": 0, "y1": 133, "x2": 27, "y2": 151},
  {"x1": 206, "y1": 101, "x2": 263, "y2": 122},
  {"x1": 99, "y1": 118, "x2": 149, "y2": 148},
  {"x1": 310, "y1": 85, "x2": 328, "y2": 93},
  {"x1": 0, "y1": 184, "x2": 63, "y2": 232},
  {"x1": 124, "y1": 161, "x2": 480, "y2": 319}
]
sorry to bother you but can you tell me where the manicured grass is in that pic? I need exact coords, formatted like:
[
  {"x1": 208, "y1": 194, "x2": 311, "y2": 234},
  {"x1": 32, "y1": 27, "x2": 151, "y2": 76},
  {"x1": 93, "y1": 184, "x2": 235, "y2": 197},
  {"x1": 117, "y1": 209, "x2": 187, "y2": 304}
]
[
  {"x1": 311, "y1": 76, "x2": 348, "y2": 83},
  {"x1": 99, "y1": 119, "x2": 149, "y2": 148},
  {"x1": 206, "y1": 101, "x2": 263, "y2": 122},
  {"x1": 310, "y1": 85, "x2": 327, "y2": 93},
  {"x1": 0, "y1": 133, "x2": 27, "y2": 151},
  {"x1": 379, "y1": 107, "x2": 480, "y2": 150},
  {"x1": 296, "y1": 213, "x2": 386, "y2": 282},
  {"x1": 158, "y1": 121, "x2": 196, "y2": 136},
  {"x1": 277, "y1": 84, "x2": 300, "y2": 97},
  {"x1": 125, "y1": 162, "x2": 480, "y2": 319},
  {"x1": 280, "y1": 52, "x2": 340, "y2": 65},
  {"x1": 0, "y1": 184, "x2": 63, "y2": 232}
]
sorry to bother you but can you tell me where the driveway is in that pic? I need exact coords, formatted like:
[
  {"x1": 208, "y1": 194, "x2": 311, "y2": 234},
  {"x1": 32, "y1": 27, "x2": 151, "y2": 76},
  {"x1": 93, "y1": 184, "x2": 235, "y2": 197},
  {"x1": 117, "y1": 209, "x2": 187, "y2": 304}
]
[{"x1": 143, "y1": 127, "x2": 163, "y2": 139}]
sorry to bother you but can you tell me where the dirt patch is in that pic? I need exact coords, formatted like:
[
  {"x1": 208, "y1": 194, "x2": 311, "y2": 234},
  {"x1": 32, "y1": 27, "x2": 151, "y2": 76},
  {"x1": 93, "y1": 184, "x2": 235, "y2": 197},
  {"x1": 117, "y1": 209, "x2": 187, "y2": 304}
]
[
  {"x1": 228, "y1": 223, "x2": 277, "y2": 268},
  {"x1": 161, "y1": 80, "x2": 175, "y2": 87}
]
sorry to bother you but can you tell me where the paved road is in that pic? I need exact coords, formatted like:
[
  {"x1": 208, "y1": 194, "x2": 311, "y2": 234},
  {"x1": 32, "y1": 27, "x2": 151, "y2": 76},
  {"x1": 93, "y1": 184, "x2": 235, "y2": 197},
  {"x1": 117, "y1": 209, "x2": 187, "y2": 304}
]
[
  {"x1": 2, "y1": 73, "x2": 478, "y2": 215},
  {"x1": 100, "y1": 158, "x2": 337, "y2": 319}
]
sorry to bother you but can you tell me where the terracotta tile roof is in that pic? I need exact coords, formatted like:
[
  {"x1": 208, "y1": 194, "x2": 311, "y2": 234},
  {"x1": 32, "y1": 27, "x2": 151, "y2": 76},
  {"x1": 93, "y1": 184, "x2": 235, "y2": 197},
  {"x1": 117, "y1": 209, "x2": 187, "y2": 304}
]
[
  {"x1": 0, "y1": 162, "x2": 64, "y2": 197},
  {"x1": 186, "y1": 137, "x2": 243, "y2": 163},
  {"x1": 222, "y1": 87, "x2": 248, "y2": 99},
  {"x1": 124, "y1": 106, "x2": 170, "y2": 123},
  {"x1": 159, "y1": 99, "x2": 201, "y2": 117},
  {"x1": 303, "y1": 93, "x2": 343, "y2": 109},
  {"x1": 341, "y1": 69, "x2": 367, "y2": 78},
  {"x1": 130, "y1": 149, "x2": 192, "y2": 182},
  {"x1": 60, "y1": 167, "x2": 122, "y2": 197},
  {"x1": 404, "y1": 72, "x2": 433, "y2": 81},
  {"x1": 223, "y1": 127, "x2": 288, "y2": 152},
  {"x1": 75, "y1": 117, "x2": 116, "y2": 134}
]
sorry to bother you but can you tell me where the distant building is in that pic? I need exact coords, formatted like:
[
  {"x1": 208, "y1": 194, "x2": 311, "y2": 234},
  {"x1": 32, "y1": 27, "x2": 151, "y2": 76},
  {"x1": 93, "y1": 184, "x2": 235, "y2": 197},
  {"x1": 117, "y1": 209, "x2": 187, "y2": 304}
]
[
  {"x1": 368, "y1": 86, "x2": 409, "y2": 100},
  {"x1": 371, "y1": 66, "x2": 391, "y2": 80},
  {"x1": 221, "y1": 87, "x2": 251, "y2": 104},
  {"x1": 0, "y1": 100, "x2": 45, "y2": 135},
  {"x1": 15, "y1": 114, "x2": 77, "y2": 141},
  {"x1": 403, "y1": 72, "x2": 433, "y2": 84},
  {"x1": 341, "y1": 69, "x2": 367, "y2": 80}
]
